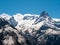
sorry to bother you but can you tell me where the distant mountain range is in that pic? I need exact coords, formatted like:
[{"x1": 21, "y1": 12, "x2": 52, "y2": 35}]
[{"x1": 0, "y1": 11, "x2": 60, "y2": 45}]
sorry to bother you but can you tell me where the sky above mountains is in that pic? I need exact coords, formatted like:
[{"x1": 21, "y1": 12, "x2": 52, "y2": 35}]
[{"x1": 0, "y1": 0, "x2": 60, "y2": 18}]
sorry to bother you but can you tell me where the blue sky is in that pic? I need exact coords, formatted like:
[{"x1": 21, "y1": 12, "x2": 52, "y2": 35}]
[{"x1": 0, "y1": 0, "x2": 60, "y2": 18}]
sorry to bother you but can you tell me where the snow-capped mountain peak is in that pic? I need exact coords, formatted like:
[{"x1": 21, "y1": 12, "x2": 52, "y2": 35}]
[
  {"x1": 0, "y1": 12, "x2": 60, "y2": 45},
  {"x1": 34, "y1": 11, "x2": 52, "y2": 24}
]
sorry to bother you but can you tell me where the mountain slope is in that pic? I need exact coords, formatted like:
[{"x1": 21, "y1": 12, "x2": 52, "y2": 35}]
[{"x1": 0, "y1": 11, "x2": 60, "y2": 45}]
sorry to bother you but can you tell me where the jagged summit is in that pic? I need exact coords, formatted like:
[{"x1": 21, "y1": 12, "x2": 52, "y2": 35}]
[
  {"x1": 40, "y1": 11, "x2": 49, "y2": 18},
  {"x1": 40, "y1": 11, "x2": 52, "y2": 20},
  {"x1": 34, "y1": 11, "x2": 52, "y2": 24}
]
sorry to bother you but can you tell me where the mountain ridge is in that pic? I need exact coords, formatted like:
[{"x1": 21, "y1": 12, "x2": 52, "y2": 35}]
[{"x1": 0, "y1": 11, "x2": 60, "y2": 45}]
